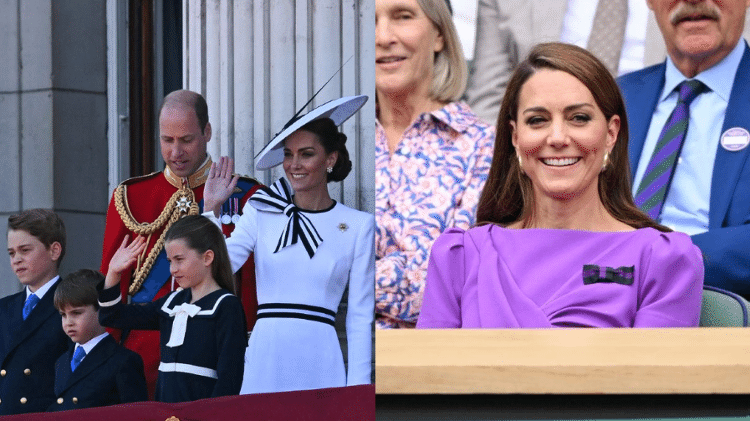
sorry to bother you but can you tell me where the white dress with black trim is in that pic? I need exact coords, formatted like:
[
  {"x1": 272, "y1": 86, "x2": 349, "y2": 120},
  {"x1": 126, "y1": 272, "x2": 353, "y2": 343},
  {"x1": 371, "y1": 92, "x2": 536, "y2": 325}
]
[
  {"x1": 98, "y1": 286, "x2": 247, "y2": 402},
  {"x1": 206, "y1": 178, "x2": 375, "y2": 394}
]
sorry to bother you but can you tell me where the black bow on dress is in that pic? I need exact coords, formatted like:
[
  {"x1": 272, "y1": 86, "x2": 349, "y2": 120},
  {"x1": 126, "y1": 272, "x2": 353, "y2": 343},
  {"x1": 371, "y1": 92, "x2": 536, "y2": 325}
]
[{"x1": 249, "y1": 178, "x2": 324, "y2": 258}]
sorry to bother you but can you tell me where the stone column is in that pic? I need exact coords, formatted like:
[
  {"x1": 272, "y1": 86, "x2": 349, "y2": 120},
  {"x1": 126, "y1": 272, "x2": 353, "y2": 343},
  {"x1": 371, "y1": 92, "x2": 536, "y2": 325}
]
[
  {"x1": 182, "y1": 0, "x2": 375, "y2": 212},
  {"x1": 0, "y1": 0, "x2": 108, "y2": 297}
]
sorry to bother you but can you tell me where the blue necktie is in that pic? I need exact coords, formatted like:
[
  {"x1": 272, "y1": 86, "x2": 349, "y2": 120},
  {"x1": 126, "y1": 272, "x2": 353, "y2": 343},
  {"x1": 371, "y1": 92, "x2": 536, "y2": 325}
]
[
  {"x1": 71, "y1": 346, "x2": 86, "y2": 371},
  {"x1": 22, "y1": 294, "x2": 40, "y2": 320}
]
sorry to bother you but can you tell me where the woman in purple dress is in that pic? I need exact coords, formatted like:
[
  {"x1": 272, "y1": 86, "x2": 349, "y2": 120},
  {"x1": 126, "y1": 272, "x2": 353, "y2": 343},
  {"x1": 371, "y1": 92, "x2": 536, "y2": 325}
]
[{"x1": 417, "y1": 43, "x2": 704, "y2": 329}]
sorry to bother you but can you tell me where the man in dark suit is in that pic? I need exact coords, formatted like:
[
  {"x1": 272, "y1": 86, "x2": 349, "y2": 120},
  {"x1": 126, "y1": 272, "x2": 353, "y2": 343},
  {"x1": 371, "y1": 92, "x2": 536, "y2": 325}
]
[
  {"x1": 0, "y1": 209, "x2": 69, "y2": 414},
  {"x1": 618, "y1": 0, "x2": 750, "y2": 296},
  {"x1": 49, "y1": 269, "x2": 147, "y2": 411}
]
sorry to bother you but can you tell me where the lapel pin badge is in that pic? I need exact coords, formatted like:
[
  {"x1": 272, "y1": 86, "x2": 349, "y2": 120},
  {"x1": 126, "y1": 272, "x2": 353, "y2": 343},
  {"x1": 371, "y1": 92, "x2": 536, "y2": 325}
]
[
  {"x1": 338, "y1": 223, "x2": 348, "y2": 233},
  {"x1": 721, "y1": 127, "x2": 750, "y2": 152}
]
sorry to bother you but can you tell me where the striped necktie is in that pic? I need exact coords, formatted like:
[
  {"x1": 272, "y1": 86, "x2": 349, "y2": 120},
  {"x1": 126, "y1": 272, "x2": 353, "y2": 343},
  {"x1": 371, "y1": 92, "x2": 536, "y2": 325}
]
[{"x1": 634, "y1": 79, "x2": 706, "y2": 220}]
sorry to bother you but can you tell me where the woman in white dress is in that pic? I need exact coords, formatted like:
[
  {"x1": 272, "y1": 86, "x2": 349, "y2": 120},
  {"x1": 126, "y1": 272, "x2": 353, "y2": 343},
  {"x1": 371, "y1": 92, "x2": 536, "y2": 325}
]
[{"x1": 203, "y1": 97, "x2": 374, "y2": 394}]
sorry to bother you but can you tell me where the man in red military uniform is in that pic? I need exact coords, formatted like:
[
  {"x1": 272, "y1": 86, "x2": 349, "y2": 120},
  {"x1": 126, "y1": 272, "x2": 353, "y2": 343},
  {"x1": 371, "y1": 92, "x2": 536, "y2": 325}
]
[{"x1": 100, "y1": 90, "x2": 260, "y2": 398}]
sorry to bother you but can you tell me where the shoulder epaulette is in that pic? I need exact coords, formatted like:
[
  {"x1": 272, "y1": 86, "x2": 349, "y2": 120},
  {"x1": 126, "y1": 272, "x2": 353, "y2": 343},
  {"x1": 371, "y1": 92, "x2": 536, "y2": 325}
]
[
  {"x1": 119, "y1": 171, "x2": 163, "y2": 187},
  {"x1": 235, "y1": 174, "x2": 261, "y2": 184},
  {"x1": 234, "y1": 175, "x2": 262, "y2": 195}
]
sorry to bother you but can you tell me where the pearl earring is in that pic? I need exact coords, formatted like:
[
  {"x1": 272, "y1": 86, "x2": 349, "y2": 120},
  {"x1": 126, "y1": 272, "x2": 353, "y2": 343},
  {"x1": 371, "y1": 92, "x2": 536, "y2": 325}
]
[{"x1": 326, "y1": 167, "x2": 333, "y2": 174}]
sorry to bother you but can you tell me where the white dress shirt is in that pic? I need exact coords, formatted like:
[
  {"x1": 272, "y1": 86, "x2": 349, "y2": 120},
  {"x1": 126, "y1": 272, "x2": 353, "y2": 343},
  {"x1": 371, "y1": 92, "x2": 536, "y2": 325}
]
[
  {"x1": 75, "y1": 332, "x2": 109, "y2": 364},
  {"x1": 25, "y1": 275, "x2": 59, "y2": 300}
]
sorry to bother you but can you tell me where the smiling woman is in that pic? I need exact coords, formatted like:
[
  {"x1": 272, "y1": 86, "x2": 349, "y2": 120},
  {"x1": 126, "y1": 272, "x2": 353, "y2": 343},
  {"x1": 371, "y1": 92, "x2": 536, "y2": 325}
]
[
  {"x1": 375, "y1": 0, "x2": 445, "y2": 103},
  {"x1": 511, "y1": 69, "x2": 620, "y2": 211},
  {"x1": 375, "y1": 0, "x2": 495, "y2": 329},
  {"x1": 202, "y1": 97, "x2": 374, "y2": 395},
  {"x1": 416, "y1": 43, "x2": 705, "y2": 329}
]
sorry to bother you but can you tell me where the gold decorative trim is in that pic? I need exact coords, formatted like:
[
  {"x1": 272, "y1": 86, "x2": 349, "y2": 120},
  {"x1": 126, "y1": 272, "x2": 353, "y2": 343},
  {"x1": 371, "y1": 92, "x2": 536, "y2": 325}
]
[
  {"x1": 164, "y1": 156, "x2": 212, "y2": 189},
  {"x1": 115, "y1": 183, "x2": 199, "y2": 295}
]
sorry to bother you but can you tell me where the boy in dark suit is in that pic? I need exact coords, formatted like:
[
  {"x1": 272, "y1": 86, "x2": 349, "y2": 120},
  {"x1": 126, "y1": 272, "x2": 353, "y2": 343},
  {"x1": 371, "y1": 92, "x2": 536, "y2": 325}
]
[
  {"x1": 0, "y1": 209, "x2": 70, "y2": 415},
  {"x1": 49, "y1": 269, "x2": 147, "y2": 411}
]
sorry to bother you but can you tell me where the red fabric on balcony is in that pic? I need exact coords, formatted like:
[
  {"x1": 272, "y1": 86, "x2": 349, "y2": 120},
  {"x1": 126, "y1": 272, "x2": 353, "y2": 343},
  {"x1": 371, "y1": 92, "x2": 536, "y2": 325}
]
[{"x1": 3, "y1": 385, "x2": 374, "y2": 421}]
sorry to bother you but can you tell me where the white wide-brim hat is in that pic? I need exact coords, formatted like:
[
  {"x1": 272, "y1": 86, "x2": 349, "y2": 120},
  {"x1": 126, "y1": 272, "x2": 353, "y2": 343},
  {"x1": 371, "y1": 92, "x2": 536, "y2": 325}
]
[{"x1": 254, "y1": 95, "x2": 369, "y2": 170}]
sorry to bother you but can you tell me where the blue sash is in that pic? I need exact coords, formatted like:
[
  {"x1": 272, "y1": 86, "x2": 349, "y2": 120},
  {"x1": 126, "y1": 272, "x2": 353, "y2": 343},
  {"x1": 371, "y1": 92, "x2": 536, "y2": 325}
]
[{"x1": 132, "y1": 179, "x2": 256, "y2": 302}]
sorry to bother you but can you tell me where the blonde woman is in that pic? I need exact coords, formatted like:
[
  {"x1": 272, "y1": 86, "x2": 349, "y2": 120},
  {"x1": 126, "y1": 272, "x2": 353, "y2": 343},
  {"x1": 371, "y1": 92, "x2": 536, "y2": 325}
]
[{"x1": 375, "y1": 0, "x2": 495, "y2": 328}]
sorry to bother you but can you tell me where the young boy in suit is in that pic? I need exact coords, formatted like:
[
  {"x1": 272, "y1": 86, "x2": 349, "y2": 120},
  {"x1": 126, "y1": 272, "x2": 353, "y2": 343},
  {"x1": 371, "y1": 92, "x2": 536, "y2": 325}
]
[
  {"x1": 49, "y1": 269, "x2": 147, "y2": 411},
  {"x1": 0, "y1": 209, "x2": 70, "y2": 415}
]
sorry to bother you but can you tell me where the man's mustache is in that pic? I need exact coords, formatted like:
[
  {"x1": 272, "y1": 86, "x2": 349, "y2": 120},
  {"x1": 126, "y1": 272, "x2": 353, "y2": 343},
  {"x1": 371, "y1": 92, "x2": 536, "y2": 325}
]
[{"x1": 670, "y1": 2, "x2": 721, "y2": 25}]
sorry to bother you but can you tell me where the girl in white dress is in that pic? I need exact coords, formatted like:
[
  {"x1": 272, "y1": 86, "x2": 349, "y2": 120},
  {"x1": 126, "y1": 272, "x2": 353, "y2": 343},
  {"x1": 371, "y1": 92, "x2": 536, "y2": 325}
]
[{"x1": 203, "y1": 97, "x2": 373, "y2": 393}]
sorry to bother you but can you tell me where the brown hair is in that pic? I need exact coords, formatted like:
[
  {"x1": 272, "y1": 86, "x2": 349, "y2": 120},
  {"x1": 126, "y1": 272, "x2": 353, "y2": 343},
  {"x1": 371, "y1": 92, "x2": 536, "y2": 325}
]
[
  {"x1": 54, "y1": 269, "x2": 103, "y2": 311},
  {"x1": 164, "y1": 215, "x2": 235, "y2": 294},
  {"x1": 8, "y1": 208, "x2": 67, "y2": 266},
  {"x1": 158, "y1": 90, "x2": 209, "y2": 134},
  {"x1": 298, "y1": 118, "x2": 352, "y2": 183},
  {"x1": 476, "y1": 42, "x2": 669, "y2": 232}
]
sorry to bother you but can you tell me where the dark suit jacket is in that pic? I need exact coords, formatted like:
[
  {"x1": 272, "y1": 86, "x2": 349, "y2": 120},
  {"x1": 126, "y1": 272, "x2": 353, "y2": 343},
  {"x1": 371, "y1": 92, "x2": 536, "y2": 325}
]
[
  {"x1": 48, "y1": 335, "x2": 147, "y2": 411},
  {"x1": 0, "y1": 283, "x2": 69, "y2": 415},
  {"x1": 618, "y1": 42, "x2": 750, "y2": 295}
]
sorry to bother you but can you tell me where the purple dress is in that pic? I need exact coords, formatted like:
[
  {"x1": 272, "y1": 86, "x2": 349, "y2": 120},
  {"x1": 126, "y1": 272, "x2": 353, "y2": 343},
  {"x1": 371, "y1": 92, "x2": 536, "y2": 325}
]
[{"x1": 416, "y1": 225, "x2": 704, "y2": 328}]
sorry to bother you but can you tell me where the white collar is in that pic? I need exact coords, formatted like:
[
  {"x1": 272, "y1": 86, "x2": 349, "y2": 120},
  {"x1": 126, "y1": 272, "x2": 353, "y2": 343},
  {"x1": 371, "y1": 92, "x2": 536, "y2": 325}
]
[
  {"x1": 26, "y1": 275, "x2": 60, "y2": 300},
  {"x1": 161, "y1": 290, "x2": 232, "y2": 348},
  {"x1": 76, "y1": 332, "x2": 109, "y2": 357},
  {"x1": 662, "y1": 40, "x2": 746, "y2": 103},
  {"x1": 161, "y1": 289, "x2": 232, "y2": 316}
]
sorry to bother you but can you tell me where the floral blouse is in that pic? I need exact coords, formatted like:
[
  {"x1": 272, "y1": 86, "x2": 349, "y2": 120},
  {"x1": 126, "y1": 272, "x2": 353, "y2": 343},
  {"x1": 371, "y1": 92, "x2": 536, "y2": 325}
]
[{"x1": 375, "y1": 101, "x2": 495, "y2": 328}]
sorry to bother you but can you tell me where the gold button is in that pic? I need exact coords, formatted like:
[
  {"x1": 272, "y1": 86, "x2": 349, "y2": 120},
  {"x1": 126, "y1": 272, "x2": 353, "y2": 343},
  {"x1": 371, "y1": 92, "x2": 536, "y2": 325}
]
[
  {"x1": 1, "y1": 370, "x2": 6, "y2": 376},
  {"x1": 72, "y1": 397, "x2": 78, "y2": 404},
  {"x1": 57, "y1": 397, "x2": 63, "y2": 404},
  {"x1": 19, "y1": 397, "x2": 26, "y2": 404},
  {"x1": 23, "y1": 369, "x2": 30, "y2": 375}
]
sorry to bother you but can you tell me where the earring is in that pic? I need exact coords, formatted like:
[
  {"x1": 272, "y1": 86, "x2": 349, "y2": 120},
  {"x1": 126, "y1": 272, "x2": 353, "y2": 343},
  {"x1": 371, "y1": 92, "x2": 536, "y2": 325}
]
[
  {"x1": 326, "y1": 166, "x2": 333, "y2": 174},
  {"x1": 517, "y1": 154, "x2": 526, "y2": 175},
  {"x1": 601, "y1": 151, "x2": 609, "y2": 172}
]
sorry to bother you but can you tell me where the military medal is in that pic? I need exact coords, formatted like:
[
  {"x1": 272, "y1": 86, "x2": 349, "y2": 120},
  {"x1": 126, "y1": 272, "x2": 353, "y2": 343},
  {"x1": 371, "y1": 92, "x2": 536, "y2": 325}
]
[
  {"x1": 176, "y1": 196, "x2": 192, "y2": 214},
  {"x1": 221, "y1": 201, "x2": 232, "y2": 224},
  {"x1": 231, "y1": 198, "x2": 241, "y2": 224}
]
